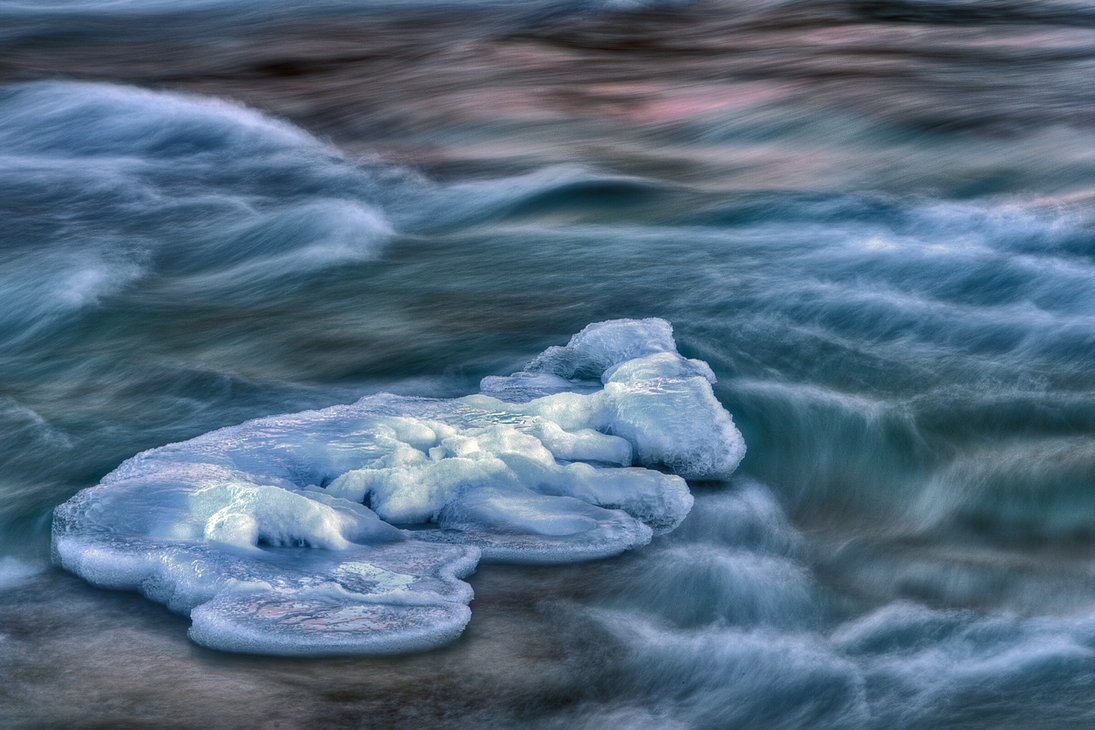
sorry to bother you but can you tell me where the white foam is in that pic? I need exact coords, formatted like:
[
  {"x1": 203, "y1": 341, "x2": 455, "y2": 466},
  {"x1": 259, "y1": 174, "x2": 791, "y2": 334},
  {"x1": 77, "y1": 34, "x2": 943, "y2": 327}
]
[
  {"x1": 53, "y1": 318, "x2": 744, "y2": 654},
  {"x1": 0, "y1": 557, "x2": 45, "y2": 589}
]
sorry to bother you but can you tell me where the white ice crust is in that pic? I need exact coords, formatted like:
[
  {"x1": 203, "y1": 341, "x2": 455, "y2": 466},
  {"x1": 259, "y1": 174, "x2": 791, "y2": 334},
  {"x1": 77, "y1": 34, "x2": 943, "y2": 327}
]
[{"x1": 52, "y1": 318, "x2": 745, "y2": 655}]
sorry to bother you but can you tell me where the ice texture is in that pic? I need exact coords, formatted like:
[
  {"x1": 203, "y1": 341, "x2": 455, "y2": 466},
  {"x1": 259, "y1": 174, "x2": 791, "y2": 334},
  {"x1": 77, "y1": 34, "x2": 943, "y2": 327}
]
[
  {"x1": 482, "y1": 318, "x2": 744, "y2": 479},
  {"x1": 52, "y1": 318, "x2": 744, "y2": 655}
]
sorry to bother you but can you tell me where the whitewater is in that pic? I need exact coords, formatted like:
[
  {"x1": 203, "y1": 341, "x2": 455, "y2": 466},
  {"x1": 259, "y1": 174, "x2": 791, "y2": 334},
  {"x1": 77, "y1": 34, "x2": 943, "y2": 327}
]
[{"x1": 4, "y1": 0, "x2": 1095, "y2": 727}]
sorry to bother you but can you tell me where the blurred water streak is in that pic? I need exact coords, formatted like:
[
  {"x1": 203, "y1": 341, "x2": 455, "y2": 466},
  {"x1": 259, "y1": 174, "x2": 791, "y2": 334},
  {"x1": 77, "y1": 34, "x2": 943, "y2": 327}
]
[{"x1": 3, "y1": 1, "x2": 1095, "y2": 727}]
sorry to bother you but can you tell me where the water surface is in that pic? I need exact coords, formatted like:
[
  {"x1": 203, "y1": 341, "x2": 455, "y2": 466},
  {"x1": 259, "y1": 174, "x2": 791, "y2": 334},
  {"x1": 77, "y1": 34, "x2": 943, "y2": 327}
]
[{"x1": 4, "y1": 1, "x2": 1095, "y2": 727}]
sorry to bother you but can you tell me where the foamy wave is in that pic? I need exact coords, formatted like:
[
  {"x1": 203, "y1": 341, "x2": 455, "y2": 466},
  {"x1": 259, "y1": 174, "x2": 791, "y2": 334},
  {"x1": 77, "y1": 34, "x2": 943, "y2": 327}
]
[{"x1": 0, "y1": 82, "x2": 391, "y2": 344}]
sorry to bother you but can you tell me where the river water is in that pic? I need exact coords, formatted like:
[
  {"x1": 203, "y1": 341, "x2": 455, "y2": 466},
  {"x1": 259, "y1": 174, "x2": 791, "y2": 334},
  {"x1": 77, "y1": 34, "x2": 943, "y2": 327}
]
[{"x1": 3, "y1": 0, "x2": 1095, "y2": 727}]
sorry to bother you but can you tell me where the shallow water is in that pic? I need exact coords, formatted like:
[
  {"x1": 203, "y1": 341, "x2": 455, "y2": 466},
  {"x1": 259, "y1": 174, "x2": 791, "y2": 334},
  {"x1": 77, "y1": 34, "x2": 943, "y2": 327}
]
[{"x1": 4, "y1": 0, "x2": 1095, "y2": 727}]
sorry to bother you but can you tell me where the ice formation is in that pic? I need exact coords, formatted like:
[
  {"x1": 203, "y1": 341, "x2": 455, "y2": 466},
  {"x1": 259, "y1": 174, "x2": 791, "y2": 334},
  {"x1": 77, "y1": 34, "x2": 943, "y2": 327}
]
[{"x1": 53, "y1": 318, "x2": 745, "y2": 655}]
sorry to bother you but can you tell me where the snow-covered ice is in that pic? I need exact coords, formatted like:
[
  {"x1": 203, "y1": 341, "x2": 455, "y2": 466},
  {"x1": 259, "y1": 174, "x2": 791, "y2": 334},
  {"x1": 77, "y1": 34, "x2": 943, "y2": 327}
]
[{"x1": 53, "y1": 318, "x2": 745, "y2": 655}]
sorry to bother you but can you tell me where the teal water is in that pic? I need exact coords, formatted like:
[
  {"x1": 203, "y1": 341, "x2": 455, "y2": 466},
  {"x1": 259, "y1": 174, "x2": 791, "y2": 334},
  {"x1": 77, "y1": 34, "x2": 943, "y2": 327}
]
[{"x1": 4, "y1": 1, "x2": 1095, "y2": 726}]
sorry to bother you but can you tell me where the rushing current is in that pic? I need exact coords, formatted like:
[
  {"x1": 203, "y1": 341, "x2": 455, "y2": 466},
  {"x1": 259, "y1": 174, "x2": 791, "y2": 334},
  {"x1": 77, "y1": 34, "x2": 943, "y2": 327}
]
[{"x1": 4, "y1": 0, "x2": 1095, "y2": 727}]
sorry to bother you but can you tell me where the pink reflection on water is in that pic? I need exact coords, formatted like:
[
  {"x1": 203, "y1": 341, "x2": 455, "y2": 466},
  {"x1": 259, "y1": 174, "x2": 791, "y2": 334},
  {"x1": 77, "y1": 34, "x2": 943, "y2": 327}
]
[{"x1": 575, "y1": 81, "x2": 790, "y2": 124}]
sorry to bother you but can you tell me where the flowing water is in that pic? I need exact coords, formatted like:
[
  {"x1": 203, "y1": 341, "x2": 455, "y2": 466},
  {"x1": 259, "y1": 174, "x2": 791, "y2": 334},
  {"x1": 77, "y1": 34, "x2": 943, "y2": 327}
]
[{"x1": 4, "y1": 0, "x2": 1095, "y2": 727}]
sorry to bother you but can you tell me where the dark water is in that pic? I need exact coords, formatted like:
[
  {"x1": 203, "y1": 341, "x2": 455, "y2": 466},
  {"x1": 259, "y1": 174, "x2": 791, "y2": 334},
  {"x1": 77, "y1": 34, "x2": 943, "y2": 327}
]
[{"x1": 4, "y1": 0, "x2": 1095, "y2": 727}]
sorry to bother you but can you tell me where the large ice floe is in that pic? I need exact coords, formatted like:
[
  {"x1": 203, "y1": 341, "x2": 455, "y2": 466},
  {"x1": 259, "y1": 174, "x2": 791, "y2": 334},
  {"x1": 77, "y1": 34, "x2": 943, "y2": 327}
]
[{"x1": 53, "y1": 319, "x2": 745, "y2": 655}]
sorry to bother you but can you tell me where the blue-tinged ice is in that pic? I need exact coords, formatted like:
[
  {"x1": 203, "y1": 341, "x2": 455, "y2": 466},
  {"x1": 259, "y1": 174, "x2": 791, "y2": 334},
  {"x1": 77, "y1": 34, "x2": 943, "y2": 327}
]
[{"x1": 53, "y1": 318, "x2": 745, "y2": 655}]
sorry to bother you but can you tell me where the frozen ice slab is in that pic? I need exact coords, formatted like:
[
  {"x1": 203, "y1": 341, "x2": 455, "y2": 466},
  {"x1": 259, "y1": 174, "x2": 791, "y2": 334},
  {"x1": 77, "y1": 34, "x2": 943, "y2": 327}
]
[
  {"x1": 53, "y1": 318, "x2": 744, "y2": 654},
  {"x1": 53, "y1": 527, "x2": 478, "y2": 655}
]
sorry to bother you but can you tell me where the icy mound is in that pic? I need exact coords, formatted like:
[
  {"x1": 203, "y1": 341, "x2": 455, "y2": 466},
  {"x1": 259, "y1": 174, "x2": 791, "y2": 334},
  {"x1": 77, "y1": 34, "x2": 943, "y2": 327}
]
[
  {"x1": 481, "y1": 318, "x2": 744, "y2": 478},
  {"x1": 53, "y1": 318, "x2": 744, "y2": 655}
]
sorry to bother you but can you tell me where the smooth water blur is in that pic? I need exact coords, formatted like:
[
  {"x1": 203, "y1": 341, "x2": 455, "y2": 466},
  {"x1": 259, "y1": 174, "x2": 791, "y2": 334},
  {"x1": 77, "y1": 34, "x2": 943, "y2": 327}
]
[{"x1": 4, "y1": 0, "x2": 1095, "y2": 727}]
